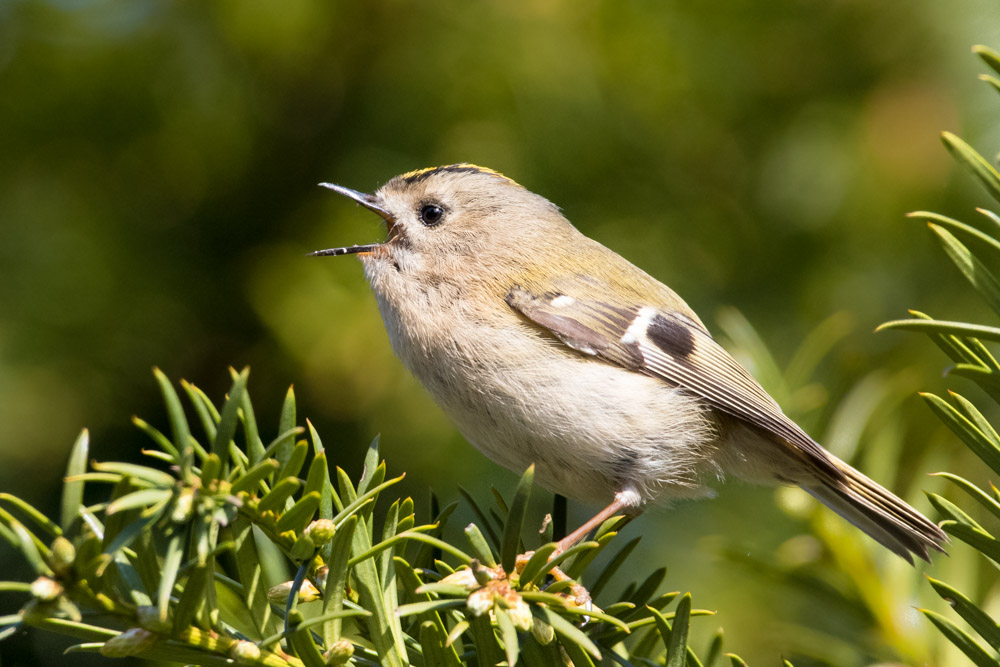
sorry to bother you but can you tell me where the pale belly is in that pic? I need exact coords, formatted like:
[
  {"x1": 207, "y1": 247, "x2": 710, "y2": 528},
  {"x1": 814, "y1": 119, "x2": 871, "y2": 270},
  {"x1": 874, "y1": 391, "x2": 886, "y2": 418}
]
[
  {"x1": 395, "y1": 323, "x2": 722, "y2": 505},
  {"x1": 365, "y1": 260, "x2": 728, "y2": 506}
]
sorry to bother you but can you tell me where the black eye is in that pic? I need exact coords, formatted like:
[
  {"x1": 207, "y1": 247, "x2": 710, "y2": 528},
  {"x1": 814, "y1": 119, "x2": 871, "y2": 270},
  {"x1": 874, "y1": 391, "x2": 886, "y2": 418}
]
[{"x1": 419, "y1": 204, "x2": 445, "y2": 226}]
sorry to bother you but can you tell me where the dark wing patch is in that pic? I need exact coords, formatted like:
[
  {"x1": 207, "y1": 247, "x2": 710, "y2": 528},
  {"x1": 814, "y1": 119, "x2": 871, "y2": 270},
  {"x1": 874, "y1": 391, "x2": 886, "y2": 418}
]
[
  {"x1": 506, "y1": 286, "x2": 842, "y2": 480},
  {"x1": 647, "y1": 313, "x2": 695, "y2": 357}
]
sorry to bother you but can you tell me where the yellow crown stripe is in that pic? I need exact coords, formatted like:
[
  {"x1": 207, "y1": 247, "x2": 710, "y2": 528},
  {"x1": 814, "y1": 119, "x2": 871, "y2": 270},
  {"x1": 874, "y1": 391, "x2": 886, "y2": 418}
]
[{"x1": 399, "y1": 164, "x2": 521, "y2": 187}]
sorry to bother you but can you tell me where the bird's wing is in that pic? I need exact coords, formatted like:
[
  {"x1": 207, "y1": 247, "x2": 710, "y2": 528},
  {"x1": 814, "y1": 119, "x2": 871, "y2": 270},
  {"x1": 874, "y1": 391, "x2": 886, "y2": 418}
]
[{"x1": 505, "y1": 285, "x2": 840, "y2": 478}]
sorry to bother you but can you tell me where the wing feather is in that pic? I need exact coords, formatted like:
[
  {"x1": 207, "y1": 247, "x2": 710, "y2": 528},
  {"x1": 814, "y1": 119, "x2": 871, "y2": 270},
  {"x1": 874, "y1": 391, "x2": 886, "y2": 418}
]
[
  {"x1": 506, "y1": 284, "x2": 947, "y2": 561},
  {"x1": 506, "y1": 285, "x2": 840, "y2": 478}
]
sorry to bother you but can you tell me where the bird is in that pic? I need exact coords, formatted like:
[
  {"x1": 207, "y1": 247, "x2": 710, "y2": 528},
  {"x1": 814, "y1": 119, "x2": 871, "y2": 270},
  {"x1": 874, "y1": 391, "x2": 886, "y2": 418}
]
[{"x1": 310, "y1": 163, "x2": 946, "y2": 564}]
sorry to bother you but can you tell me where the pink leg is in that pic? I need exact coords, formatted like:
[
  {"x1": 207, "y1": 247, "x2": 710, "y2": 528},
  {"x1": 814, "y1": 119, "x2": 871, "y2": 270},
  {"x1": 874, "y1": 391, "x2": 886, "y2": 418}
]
[{"x1": 554, "y1": 492, "x2": 639, "y2": 555}]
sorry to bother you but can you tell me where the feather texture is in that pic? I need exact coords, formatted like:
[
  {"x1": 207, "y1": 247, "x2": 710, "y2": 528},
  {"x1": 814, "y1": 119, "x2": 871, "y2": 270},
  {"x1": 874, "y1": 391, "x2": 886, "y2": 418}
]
[{"x1": 506, "y1": 285, "x2": 946, "y2": 562}]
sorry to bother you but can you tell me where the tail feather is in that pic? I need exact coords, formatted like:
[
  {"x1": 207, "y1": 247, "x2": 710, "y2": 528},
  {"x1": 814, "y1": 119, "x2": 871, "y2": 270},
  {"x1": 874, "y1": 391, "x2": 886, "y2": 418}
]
[{"x1": 803, "y1": 456, "x2": 947, "y2": 564}]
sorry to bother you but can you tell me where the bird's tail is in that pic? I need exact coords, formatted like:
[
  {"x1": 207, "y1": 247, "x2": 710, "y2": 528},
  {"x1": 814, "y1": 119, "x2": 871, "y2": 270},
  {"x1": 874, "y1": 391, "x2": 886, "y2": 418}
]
[{"x1": 802, "y1": 455, "x2": 947, "y2": 564}]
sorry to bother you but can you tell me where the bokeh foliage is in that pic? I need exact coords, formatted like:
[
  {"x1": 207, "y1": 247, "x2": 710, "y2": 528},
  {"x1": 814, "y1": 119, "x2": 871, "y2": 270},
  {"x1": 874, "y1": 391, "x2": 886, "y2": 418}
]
[
  {"x1": 877, "y1": 45, "x2": 1000, "y2": 665},
  {"x1": 3, "y1": 0, "x2": 1000, "y2": 664}
]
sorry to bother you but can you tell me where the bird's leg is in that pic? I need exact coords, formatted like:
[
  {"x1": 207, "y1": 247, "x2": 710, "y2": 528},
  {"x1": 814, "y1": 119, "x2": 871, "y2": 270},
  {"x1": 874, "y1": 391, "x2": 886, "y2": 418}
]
[
  {"x1": 554, "y1": 489, "x2": 641, "y2": 555},
  {"x1": 526, "y1": 490, "x2": 639, "y2": 610}
]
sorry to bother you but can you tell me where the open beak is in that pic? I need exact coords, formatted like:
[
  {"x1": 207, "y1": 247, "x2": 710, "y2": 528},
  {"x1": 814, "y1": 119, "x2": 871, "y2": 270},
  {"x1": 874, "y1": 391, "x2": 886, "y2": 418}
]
[{"x1": 308, "y1": 183, "x2": 394, "y2": 257}]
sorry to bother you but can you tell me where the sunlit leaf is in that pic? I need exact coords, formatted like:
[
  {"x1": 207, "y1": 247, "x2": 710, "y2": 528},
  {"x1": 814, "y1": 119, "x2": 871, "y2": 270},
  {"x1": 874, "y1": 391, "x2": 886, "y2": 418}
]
[
  {"x1": 357, "y1": 435, "x2": 382, "y2": 495},
  {"x1": 229, "y1": 516, "x2": 273, "y2": 640},
  {"x1": 920, "y1": 392, "x2": 1000, "y2": 475},
  {"x1": 106, "y1": 489, "x2": 172, "y2": 515},
  {"x1": 10, "y1": 521, "x2": 50, "y2": 575},
  {"x1": 518, "y1": 542, "x2": 558, "y2": 586},
  {"x1": 276, "y1": 441, "x2": 309, "y2": 485},
  {"x1": 928, "y1": 577, "x2": 1000, "y2": 651},
  {"x1": 213, "y1": 367, "x2": 249, "y2": 465},
  {"x1": 60, "y1": 429, "x2": 89, "y2": 532},
  {"x1": 463, "y1": 522, "x2": 497, "y2": 568},
  {"x1": 262, "y1": 428, "x2": 302, "y2": 465},
  {"x1": 257, "y1": 477, "x2": 301, "y2": 513},
  {"x1": 181, "y1": 380, "x2": 220, "y2": 445},
  {"x1": 928, "y1": 224, "x2": 1000, "y2": 317},
  {"x1": 878, "y1": 318, "x2": 1000, "y2": 342},
  {"x1": 275, "y1": 492, "x2": 321, "y2": 534},
  {"x1": 537, "y1": 606, "x2": 601, "y2": 660},
  {"x1": 91, "y1": 462, "x2": 175, "y2": 488},
  {"x1": 230, "y1": 458, "x2": 279, "y2": 496},
  {"x1": 975, "y1": 44, "x2": 1000, "y2": 78},
  {"x1": 420, "y1": 620, "x2": 463, "y2": 667},
  {"x1": 927, "y1": 492, "x2": 984, "y2": 530},
  {"x1": 469, "y1": 614, "x2": 504, "y2": 667},
  {"x1": 232, "y1": 369, "x2": 265, "y2": 465},
  {"x1": 157, "y1": 531, "x2": 186, "y2": 622},
  {"x1": 153, "y1": 368, "x2": 194, "y2": 480},
  {"x1": 933, "y1": 472, "x2": 1000, "y2": 522},
  {"x1": 921, "y1": 608, "x2": 1000, "y2": 667},
  {"x1": 200, "y1": 453, "x2": 222, "y2": 486},
  {"x1": 288, "y1": 608, "x2": 329, "y2": 667},
  {"x1": 278, "y1": 385, "x2": 297, "y2": 457},
  {"x1": 495, "y1": 607, "x2": 520, "y2": 667},
  {"x1": 942, "y1": 132, "x2": 1000, "y2": 204}
]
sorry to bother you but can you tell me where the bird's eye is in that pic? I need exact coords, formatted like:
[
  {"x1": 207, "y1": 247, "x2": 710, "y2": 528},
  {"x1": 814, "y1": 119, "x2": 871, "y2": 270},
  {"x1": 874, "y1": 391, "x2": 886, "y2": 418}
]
[{"x1": 419, "y1": 204, "x2": 445, "y2": 227}]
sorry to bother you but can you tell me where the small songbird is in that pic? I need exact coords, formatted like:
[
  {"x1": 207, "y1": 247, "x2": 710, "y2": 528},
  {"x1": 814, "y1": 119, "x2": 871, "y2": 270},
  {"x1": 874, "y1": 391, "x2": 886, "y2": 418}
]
[{"x1": 311, "y1": 164, "x2": 946, "y2": 563}]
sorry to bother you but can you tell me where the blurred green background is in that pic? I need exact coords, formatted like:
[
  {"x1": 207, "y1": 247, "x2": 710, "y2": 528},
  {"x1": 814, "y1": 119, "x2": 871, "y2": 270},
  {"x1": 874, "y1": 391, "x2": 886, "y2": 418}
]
[{"x1": 3, "y1": 0, "x2": 1000, "y2": 664}]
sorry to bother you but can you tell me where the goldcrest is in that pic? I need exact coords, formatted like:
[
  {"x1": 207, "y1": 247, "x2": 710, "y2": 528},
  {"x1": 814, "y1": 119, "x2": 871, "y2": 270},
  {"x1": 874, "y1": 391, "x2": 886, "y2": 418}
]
[{"x1": 311, "y1": 164, "x2": 945, "y2": 563}]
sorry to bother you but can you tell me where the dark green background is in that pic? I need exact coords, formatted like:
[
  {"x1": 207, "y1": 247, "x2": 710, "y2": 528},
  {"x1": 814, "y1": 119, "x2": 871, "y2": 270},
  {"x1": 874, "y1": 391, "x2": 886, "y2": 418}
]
[{"x1": 2, "y1": 1, "x2": 1000, "y2": 664}]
